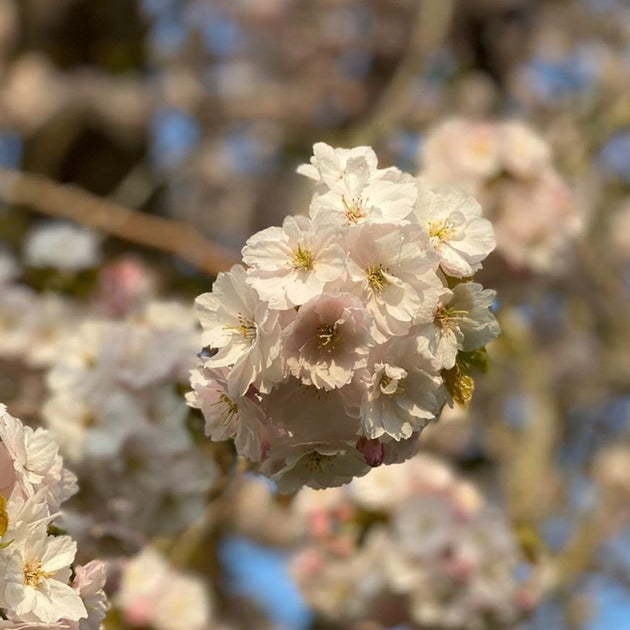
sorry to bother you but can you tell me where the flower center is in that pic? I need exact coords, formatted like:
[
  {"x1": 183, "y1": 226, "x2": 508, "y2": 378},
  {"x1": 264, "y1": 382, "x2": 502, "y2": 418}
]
[
  {"x1": 217, "y1": 393, "x2": 239, "y2": 425},
  {"x1": 225, "y1": 313, "x2": 257, "y2": 340},
  {"x1": 304, "y1": 451, "x2": 334, "y2": 472},
  {"x1": 434, "y1": 306, "x2": 467, "y2": 330},
  {"x1": 380, "y1": 374, "x2": 405, "y2": 396},
  {"x1": 366, "y1": 265, "x2": 389, "y2": 292},
  {"x1": 428, "y1": 218, "x2": 455, "y2": 244},
  {"x1": 291, "y1": 244, "x2": 314, "y2": 271},
  {"x1": 24, "y1": 560, "x2": 52, "y2": 588},
  {"x1": 317, "y1": 323, "x2": 340, "y2": 352},
  {"x1": 342, "y1": 194, "x2": 367, "y2": 224}
]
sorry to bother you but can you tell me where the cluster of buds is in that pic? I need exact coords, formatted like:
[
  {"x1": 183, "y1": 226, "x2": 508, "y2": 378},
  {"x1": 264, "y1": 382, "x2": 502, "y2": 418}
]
[
  {"x1": 290, "y1": 455, "x2": 545, "y2": 629},
  {"x1": 188, "y1": 143, "x2": 499, "y2": 492},
  {"x1": 0, "y1": 404, "x2": 108, "y2": 628}
]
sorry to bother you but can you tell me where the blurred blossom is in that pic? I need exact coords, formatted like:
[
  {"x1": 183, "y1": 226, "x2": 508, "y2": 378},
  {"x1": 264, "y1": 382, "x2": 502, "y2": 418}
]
[
  {"x1": 23, "y1": 222, "x2": 102, "y2": 272},
  {"x1": 41, "y1": 299, "x2": 219, "y2": 544},
  {"x1": 93, "y1": 256, "x2": 156, "y2": 318},
  {"x1": 0, "y1": 54, "x2": 69, "y2": 134},
  {"x1": 420, "y1": 118, "x2": 583, "y2": 274},
  {"x1": 116, "y1": 548, "x2": 214, "y2": 630},
  {"x1": 289, "y1": 455, "x2": 551, "y2": 629}
]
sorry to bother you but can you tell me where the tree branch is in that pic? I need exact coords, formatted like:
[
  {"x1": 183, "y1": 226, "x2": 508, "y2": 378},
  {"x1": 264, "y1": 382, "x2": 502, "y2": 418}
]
[{"x1": 0, "y1": 167, "x2": 240, "y2": 277}]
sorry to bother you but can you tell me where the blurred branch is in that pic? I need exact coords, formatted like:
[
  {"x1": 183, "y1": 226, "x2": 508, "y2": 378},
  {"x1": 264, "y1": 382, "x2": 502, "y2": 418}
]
[
  {"x1": 0, "y1": 167, "x2": 240, "y2": 277},
  {"x1": 497, "y1": 313, "x2": 561, "y2": 528},
  {"x1": 554, "y1": 511, "x2": 604, "y2": 589},
  {"x1": 343, "y1": 0, "x2": 456, "y2": 146}
]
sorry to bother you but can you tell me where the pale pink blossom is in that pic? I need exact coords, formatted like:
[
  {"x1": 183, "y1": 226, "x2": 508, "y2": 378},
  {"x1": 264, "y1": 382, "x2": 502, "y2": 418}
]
[
  {"x1": 360, "y1": 341, "x2": 445, "y2": 441},
  {"x1": 196, "y1": 265, "x2": 283, "y2": 397},
  {"x1": 283, "y1": 293, "x2": 373, "y2": 390},
  {"x1": 346, "y1": 222, "x2": 441, "y2": 342},
  {"x1": 415, "y1": 184, "x2": 495, "y2": 277},
  {"x1": 242, "y1": 215, "x2": 346, "y2": 309},
  {"x1": 187, "y1": 364, "x2": 270, "y2": 462}
]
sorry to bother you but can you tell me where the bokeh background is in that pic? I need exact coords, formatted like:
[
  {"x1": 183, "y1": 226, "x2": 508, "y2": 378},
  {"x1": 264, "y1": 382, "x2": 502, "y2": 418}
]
[{"x1": 2, "y1": 0, "x2": 630, "y2": 629}]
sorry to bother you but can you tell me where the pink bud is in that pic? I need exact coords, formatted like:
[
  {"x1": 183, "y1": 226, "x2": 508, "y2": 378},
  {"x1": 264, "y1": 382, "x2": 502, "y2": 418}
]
[{"x1": 357, "y1": 437, "x2": 385, "y2": 467}]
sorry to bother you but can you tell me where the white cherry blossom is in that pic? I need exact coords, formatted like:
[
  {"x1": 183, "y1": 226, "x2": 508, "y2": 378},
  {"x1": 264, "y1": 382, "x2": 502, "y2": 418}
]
[
  {"x1": 310, "y1": 168, "x2": 418, "y2": 227},
  {"x1": 1, "y1": 523, "x2": 86, "y2": 624},
  {"x1": 415, "y1": 183, "x2": 495, "y2": 277},
  {"x1": 296, "y1": 142, "x2": 379, "y2": 189},
  {"x1": 283, "y1": 292, "x2": 373, "y2": 390},
  {"x1": 261, "y1": 441, "x2": 370, "y2": 493},
  {"x1": 196, "y1": 264, "x2": 283, "y2": 397},
  {"x1": 187, "y1": 364, "x2": 271, "y2": 462},
  {"x1": 346, "y1": 222, "x2": 441, "y2": 342},
  {"x1": 417, "y1": 282, "x2": 499, "y2": 370},
  {"x1": 242, "y1": 215, "x2": 346, "y2": 309},
  {"x1": 360, "y1": 341, "x2": 445, "y2": 441}
]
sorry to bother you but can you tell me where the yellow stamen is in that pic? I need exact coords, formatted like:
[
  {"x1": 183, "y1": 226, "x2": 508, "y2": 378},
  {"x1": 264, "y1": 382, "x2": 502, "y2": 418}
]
[
  {"x1": 304, "y1": 451, "x2": 334, "y2": 472},
  {"x1": 380, "y1": 374, "x2": 405, "y2": 395},
  {"x1": 0, "y1": 495, "x2": 8, "y2": 537},
  {"x1": 24, "y1": 560, "x2": 52, "y2": 588},
  {"x1": 225, "y1": 313, "x2": 257, "y2": 339},
  {"x1": 342, "y1": 194, "x2": 367, "y2": 224},
  {"x1": 434, "y1": 307, "x2": 468, "y2": 330},
  {"x1": 317, "y1": 323, "x2": 340, "y2": 352},
  {"x1": 366, "y1": 265, "x2": 389, "y2": 292},
  {"x1": 291, "y1": 244, "x2": 314, "y2": 271},
  {"x1": 428, "y1": 219, "x2": 455, "y2": 244},
  {"x1": 215, "y1": 393, "x2": 239, "y2": 425}
]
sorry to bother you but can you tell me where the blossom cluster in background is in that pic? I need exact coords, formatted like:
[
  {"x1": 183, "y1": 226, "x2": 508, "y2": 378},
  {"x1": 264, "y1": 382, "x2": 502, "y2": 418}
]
[
  {"x1": 114, "y1": 548, "x2": 214, "y2": 630},
  {"x1": 43, "y1": 301, "x2": 219, "y2": 548},
  {"x1": 290, "y1": 454, "x2": 550, "y2": 630},
  {"x1": 420, "y1": 119, "x2": 584, "y2": 274},
  {"x1": 188, "y1": 143, "x2": 500, "y2": 492},
  {"x1": 0, "y1": 404, "x2": 108, "y2": 628}
]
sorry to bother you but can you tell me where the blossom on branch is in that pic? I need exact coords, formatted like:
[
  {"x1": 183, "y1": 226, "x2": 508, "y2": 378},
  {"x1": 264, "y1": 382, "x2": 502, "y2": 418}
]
[{"x1": 189, "y1": 142, "x2": 500, "y2": 490}]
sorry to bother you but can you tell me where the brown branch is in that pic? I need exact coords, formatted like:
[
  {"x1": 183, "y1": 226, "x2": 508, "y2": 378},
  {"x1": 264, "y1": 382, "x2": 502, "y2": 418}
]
[{"x1": 0, "y1": 167, "x2": 240, "y2": 277}]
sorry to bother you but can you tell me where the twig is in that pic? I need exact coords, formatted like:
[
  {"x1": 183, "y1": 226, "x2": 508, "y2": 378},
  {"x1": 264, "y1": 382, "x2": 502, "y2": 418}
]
[
  {"x1": 0, "y1": 167, "x2": 240, "y2": 277},
  {"x1": 343, "y1": 0, "x2": 456, "y2": 147}
]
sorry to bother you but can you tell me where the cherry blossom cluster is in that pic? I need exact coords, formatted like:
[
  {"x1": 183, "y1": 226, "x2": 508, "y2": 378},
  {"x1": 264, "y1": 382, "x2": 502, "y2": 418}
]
[
  {"x1": 188, "y1": 143, "x2": 499, "y2": 491},
  {"x1": 0, "y1": 404, "x2": 108, "y2": 629},
  {"x1": 42, "y1": 301, "x2": 218, "y2": 544},
  {"x1": 0, "y1": 244, "x2": 152, "y2": 370},
  {"x1": 0, "y1": 250, "x2": 80, "y2": 368},
  {"x1": 114, "y1": 548, "x2": 216, "y2": 630},
  {"x1": 290, "y1": 455, "x2": 549, "y2": 629},
  {"x1": 420, "y1": 119, "x2": 583, "y2": 273}
]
